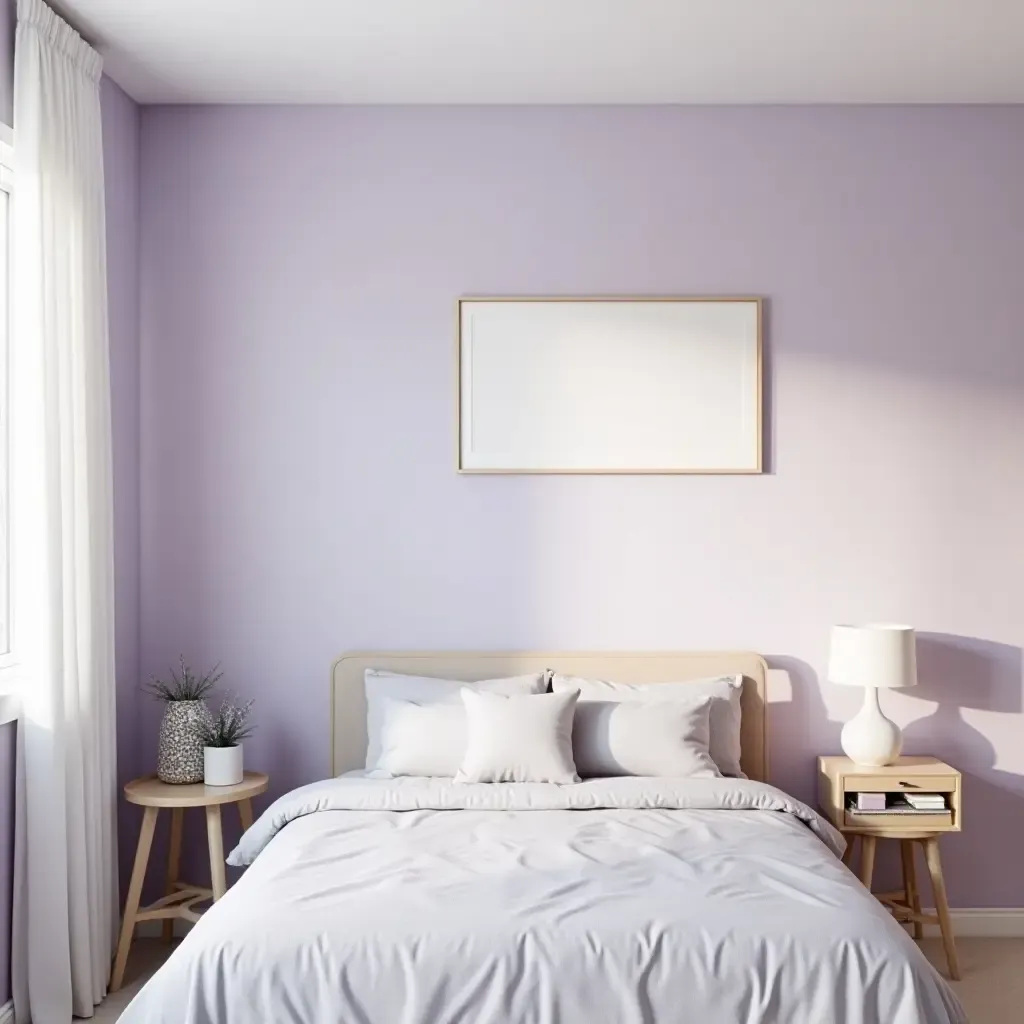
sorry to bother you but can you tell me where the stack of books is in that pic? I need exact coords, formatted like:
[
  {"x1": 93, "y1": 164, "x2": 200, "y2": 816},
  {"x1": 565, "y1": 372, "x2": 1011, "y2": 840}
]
[{"x1": 902, "y1": 793, "x2": 948, "y2": 812}]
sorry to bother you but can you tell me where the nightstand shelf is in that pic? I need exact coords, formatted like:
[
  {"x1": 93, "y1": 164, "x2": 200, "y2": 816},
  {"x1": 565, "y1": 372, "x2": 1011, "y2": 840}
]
[
  {"x1": 817, "y1": 755, "x2": 961, "y2": 980},
  {"x1": 819, "y1": 755, "x2": 962, "y2": 834}
]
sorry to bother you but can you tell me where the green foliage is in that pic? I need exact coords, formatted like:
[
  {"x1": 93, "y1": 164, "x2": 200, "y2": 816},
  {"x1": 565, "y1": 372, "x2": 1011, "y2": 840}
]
[
  {"x1": 143, "y1": 656, "x2": 222, "y2": 703},
  {"x1": 196, "y1": 698, "x2": 255, "y2": 748}
]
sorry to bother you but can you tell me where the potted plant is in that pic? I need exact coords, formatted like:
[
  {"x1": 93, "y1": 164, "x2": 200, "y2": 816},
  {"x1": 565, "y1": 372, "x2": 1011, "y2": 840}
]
[
  {"x1": 197, "y1": 698, "x2": 255, "y2": 786},
  {"x1": 144, "y1": 658, "x2": 220, "y2": 784}
]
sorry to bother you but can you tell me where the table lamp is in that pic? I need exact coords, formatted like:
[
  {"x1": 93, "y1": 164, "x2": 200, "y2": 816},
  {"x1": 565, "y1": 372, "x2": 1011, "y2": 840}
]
[{"x1": 828, "y1": 624, "x2": 917, "y2": 766}]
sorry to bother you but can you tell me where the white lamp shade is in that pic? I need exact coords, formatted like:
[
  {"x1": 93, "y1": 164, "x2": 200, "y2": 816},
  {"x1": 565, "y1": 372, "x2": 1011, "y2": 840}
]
[{"x1": 828, "y1": 624, "x2": 917, "y2": 690}]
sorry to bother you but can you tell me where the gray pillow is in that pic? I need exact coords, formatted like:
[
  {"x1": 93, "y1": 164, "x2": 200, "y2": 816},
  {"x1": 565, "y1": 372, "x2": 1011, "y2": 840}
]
[
  {"x1": 572, "y1": 698, "x2": 720, "y2": 779},
  {"x1": 551, "y1": 673, "x2": 745, "y2": 777}
]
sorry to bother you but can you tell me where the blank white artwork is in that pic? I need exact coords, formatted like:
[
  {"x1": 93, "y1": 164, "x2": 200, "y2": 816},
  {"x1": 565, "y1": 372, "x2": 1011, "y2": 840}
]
[{"x1": 458, "y1": 299, "x2": 761, "y2": 473}]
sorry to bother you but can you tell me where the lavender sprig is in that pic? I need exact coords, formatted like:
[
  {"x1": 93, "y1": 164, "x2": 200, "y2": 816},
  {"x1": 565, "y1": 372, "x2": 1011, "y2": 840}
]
[
  {"x1": 143, "y1": 656, "x2": 221, "y2": 702},
  {"x1": 196, "y1": 697, "x2": 255, "y2": 748}
]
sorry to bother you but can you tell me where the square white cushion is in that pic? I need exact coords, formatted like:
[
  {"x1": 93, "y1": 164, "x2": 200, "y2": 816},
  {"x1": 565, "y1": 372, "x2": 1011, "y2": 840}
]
[
  {"x1": 572, "y1": 698, "x2": 720, "y2": 779},
  {"x1": 551, "y1": 673, "x2": 745, "y2": 777},
  {"x1": 364, "y1": 670, "x2": 545, "y2": 773},
  {"x1": 455, "y1": 689, "x2": 580, "y2": 784}
]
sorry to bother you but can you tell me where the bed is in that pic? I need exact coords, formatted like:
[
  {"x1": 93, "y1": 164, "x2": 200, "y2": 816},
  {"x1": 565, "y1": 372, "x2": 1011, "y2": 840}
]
[{"x1": 117, "y1": 651, "x2": 966, "y2": 1024}]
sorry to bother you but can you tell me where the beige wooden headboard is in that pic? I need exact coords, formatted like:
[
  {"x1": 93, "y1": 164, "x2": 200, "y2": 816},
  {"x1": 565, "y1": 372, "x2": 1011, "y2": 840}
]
[{"x1": 331, "y1": 651, "x2": 769, "y2": 782}]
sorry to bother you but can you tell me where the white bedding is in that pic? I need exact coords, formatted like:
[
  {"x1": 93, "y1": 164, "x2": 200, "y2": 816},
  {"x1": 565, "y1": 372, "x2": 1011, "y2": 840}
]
[{"x1": 118, "y1": 775, "x2": 966, "y2": 1024}]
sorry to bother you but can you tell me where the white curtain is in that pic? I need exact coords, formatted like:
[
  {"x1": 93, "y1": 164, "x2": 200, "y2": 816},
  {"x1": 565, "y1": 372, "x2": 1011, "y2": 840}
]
[{"x1": 10, "y1": 1, "x2": 119, "y2": 1021}]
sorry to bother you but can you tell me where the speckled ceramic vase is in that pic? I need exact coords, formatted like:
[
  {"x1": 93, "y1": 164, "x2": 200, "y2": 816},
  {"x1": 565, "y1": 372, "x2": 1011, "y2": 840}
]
[{"x1": 157, "y1": 700, "x2": 211, "y2": 784}]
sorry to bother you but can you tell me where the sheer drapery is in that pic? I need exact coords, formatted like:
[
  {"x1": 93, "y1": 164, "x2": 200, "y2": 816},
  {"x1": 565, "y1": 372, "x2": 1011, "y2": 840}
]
[{"x1": 11, "y1": 1, "x2": 119, "y2": 1020}]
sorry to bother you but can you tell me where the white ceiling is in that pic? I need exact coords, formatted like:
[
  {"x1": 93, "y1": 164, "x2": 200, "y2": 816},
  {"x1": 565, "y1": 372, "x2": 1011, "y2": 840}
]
[{"x1": 57, "y1": 0, "x2": 1024, "y2": 105}]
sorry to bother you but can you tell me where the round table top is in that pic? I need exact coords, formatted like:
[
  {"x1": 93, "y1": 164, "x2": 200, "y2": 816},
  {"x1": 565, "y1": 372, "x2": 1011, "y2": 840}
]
[{"x1": 124, "y1": 771, "x2": 269, "y2": 808}]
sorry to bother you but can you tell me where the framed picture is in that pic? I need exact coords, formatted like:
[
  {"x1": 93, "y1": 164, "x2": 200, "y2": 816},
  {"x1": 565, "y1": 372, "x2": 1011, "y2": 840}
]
[{"x1": 457, "y1": 296, "x2": 762, "y2": 474}]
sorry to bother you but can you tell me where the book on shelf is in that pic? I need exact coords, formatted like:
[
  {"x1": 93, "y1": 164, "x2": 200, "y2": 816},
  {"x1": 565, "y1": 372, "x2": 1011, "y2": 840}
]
[
  {"x1": 853, "y1": 792, "x2": 887, "y2": 811},
  {"x1": 903, "y1": 793, "x2": 947, "y2": 810}
]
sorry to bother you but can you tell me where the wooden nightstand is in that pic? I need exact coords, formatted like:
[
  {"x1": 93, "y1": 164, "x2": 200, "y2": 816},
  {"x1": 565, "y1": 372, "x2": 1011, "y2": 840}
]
[
  {"x1": 110, "y1": 771, "x2": 269, "y2": 992},
  {"x1": 818, "y1": 755, "x2": 961, "y2": 980}
]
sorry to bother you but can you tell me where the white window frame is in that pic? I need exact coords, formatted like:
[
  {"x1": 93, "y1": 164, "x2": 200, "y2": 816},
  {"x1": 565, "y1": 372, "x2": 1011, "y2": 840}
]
[{"x1": 0, "y1": 123, "x2": 18, "y2": 723}]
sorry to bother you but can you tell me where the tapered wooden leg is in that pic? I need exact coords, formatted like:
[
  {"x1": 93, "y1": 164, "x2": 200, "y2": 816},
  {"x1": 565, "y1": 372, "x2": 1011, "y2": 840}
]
[
  {"x1": 111, "y1": 806, "x2": 159, "y2": 992},
  {"x1": 901, "y1": 840, "x2": 923, "y2": 940},
  {"x1": 859, "y1": 834, "x2": 877, "y2": 890},
  {"x1": 923, "y1": 837, "x2": 960, "y2": 980},
  {"x1": 842, "y1": 834, "x2": 857, "y2": 868},
  {"x1": 206, "y1": 804, "x2": 227, "y2": 901},
  {"x1": 238, "y1": 798, "x2": 254, "y2": 832},
  {"x1": 162, "y1": 807, "x2": 184, "y2": 943}
]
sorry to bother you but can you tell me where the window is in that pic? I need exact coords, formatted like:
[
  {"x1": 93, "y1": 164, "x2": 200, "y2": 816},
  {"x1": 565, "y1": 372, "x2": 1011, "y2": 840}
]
[{"x1": 0, "y1": 127, "x2": 11, "y2": 661}]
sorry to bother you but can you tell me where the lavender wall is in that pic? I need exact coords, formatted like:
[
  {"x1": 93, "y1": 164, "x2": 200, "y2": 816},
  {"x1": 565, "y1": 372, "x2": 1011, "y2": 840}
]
[
  {"x1": 138, "y1": 105, "x2": 1024, "y2": 907},
  {"x1": 0, "y1": 724, "x2": 12, "y2": 1006},
  {"x1": 102, "y1": 75, "x2": 141, "y2": 899}
]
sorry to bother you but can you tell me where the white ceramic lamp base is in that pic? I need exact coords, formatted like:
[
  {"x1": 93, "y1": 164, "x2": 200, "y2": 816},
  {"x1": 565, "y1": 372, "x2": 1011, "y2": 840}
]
[{"x1": 841, "y1": 688, "x2": 903, "y2": 767}]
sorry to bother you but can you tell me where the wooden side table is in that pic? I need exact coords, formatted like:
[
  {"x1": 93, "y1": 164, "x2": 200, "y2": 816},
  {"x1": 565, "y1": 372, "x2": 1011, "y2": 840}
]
[
  {"x1": 818, "y1": 755, "x2": 961, "y2": 980},
  {"x1": 110, "y1": 771, "x2": 269, "y2": 992}
]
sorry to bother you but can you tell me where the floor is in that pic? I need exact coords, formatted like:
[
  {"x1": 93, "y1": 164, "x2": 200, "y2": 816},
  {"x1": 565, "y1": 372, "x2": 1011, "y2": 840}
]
[{"x1": 92, "y1": 937, "x2": 1024, "y2": 1022}]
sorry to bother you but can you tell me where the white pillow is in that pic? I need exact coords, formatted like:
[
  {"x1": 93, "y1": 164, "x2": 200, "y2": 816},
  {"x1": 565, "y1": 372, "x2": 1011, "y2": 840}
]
[
  {"x1": 364, "y1": 670, "x2": 545, "y2": 773},
  {"x1": 455, "y1": 689, "x2": 580, "y2": 784},
  {"x1": 376, "y1": 699, "x2": 469, "y2": 777},
  {"x1": 572, "y1": 699, "x2": 720, "y2": 779},
  {"x1": 550, "y1": 673, "x2": 745, "y2": 777}
]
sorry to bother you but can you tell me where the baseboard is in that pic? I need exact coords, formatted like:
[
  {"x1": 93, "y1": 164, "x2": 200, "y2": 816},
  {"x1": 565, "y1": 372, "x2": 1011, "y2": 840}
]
[
  {"x1": 0, "y1": 998, "x2": 13, "y2": 1024},
  {"x1": 918, "y1": 908, "x2": 1024, "y2": 938}
]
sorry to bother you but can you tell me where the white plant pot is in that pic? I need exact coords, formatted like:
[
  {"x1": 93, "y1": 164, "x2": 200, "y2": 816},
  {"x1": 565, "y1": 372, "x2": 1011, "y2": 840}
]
[{"x1": 204, "y1": 744, "x2": 244, "y2": 786}]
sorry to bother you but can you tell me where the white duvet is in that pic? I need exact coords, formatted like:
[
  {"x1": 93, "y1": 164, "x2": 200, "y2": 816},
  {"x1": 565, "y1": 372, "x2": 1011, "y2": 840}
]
[{"x1": 118, "y1": 775, "x2": 966, "y2": 1024}]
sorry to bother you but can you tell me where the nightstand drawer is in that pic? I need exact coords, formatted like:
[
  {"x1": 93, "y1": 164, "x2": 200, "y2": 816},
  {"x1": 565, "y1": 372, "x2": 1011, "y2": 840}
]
[{"x1": 843, "y1": 775, "x2": 958, "y2": 794}]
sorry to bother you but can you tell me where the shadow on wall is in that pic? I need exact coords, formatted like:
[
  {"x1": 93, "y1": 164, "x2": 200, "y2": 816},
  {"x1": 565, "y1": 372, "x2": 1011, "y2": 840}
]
[
  {"x1": 764, "y1": 655, "x2": 838, "y2": 807},
  {"x1": 903, "y1": 633, "x2": 1023, "y2": 907}
]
